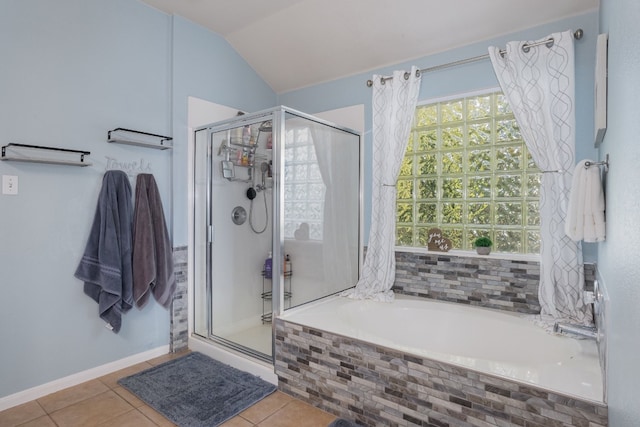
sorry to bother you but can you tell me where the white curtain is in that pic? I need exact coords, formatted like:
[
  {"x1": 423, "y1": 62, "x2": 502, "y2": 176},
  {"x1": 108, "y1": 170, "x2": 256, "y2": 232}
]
[
  {"x1": 343, "y1": 66, "x2": 421, "y2": 301},
  {"x1": 489, "y1": 31, "x2": 592, "y2": 326},
  {"x1": 311, "y1": 124, "x2": 359, "y2": 286}
]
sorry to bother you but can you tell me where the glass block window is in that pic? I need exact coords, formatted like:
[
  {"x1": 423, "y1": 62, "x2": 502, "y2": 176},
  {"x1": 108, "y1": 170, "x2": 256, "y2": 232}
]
[
  {"x1": 396, "y1": 91, "x2": 540, "y2": 254},
  {"x1": 284, "y1": 127, "x2": 325, "y2": 240}
]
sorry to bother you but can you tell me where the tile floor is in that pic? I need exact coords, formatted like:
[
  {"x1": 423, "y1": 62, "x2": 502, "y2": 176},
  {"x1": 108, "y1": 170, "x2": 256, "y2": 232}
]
[{"x1": 0, "y1": 352, "x2": 337, "y2": 427}]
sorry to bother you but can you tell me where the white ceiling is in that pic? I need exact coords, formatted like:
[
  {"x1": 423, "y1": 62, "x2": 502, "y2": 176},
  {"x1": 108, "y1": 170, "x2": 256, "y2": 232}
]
[{"x1": 140, "y1": 0, "x2": 599, "y2": 94}]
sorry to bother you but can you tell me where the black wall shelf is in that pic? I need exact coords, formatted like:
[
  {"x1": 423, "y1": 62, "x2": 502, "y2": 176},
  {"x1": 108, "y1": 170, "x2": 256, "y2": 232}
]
[
  {"x1": 1, "y1": 143, "x2": 92, "y2": 167},
  {"x1": 107, "y1": 128, "x2": 173, "y2": 150}
]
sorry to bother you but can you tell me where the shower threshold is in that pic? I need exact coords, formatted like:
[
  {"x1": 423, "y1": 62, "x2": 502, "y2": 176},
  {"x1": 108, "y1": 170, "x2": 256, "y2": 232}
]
[{"x1": 188, "y1": 335, "x2": 278, "y2": 385}]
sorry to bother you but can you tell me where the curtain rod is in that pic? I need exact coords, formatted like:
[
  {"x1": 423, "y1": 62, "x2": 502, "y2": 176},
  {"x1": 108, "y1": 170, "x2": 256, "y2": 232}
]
[{"x1": 366, "y1": 29, "x2": 584, "y2": 87}]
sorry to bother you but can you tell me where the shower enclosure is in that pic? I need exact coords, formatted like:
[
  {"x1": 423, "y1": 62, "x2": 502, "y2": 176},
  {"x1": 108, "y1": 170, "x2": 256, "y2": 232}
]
[{"x1": 193, "y1": 106, "x2": 362, "y2": 362}]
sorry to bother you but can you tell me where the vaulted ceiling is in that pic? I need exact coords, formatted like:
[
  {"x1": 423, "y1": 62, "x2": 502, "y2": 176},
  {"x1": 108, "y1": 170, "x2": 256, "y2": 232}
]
[{"x1": 140, "y1": 0, "x2": 599, "y2": 93}]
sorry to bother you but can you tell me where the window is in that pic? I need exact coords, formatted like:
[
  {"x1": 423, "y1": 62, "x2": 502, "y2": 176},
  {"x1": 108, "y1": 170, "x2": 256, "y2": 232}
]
[
  {"x1": 283, "y1": 126, "x2": 325, "y2": 240},
  {"x1": 396, "y1": 91, "x2": 540, "y2": 254}
]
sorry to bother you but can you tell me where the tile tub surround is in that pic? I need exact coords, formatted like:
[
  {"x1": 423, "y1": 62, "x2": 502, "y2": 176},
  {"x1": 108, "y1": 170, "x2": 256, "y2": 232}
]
[
  {"x1": 393, "y1": 250, "x2": 598, "y2": 315},
  {"x1": 275, "y1": 319, "x2": 608, "y2": 427},
  {"x1": 170, "y1": 246, "x2": 188, "y2": 353}
]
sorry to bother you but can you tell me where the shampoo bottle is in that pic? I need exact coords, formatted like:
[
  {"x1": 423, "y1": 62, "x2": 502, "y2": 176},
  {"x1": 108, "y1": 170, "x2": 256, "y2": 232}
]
[
  {"x1": 284, "y1": 254, "x2": 292, "y2": 275},
  {"x1": 264, "y1": 252, "x2": 272, "y2": 279}
]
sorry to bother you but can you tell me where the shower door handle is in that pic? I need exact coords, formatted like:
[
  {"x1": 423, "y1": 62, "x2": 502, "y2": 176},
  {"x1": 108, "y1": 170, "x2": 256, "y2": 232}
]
[{"x1": 207, "y1": 225, "x2": 214, "y2": 244}]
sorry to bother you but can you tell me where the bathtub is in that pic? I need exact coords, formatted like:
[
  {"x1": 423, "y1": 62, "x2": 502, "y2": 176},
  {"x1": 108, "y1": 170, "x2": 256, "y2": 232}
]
[{"x1": 275, "y1": 294, "x2": 607, "y2": 426}]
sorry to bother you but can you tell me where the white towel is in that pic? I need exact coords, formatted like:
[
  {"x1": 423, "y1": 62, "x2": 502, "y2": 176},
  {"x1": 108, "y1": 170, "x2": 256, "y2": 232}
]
[{"x1": 565, "y1": 160, "x2": 606, "y2": 242}]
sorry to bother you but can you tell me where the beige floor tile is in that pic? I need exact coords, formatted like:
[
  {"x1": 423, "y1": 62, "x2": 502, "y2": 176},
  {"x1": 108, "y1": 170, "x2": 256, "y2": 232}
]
[
  {"x1": 219, "y1": 415, "x2": 254, "y2": 427},
  {"x1": 49, "y1": 390, "x2": 133, "y2": 427},
  {"x1": 146, "y1": 349, "x2": 191, "y2": 366},
  {"x1": 0, "y1": 401, "x2": 46, "y2": 427},
  {"x1": 95, "y1": 408, "x2": 158, "y2": 427},
  {"x1": 97, "y1": 362, "x2": 153, "y2": 389},
  {"x1": 239, "y1": 391, "x2": 294, "y2": 424},
  {"x1": 1, "y1": 353, "x2": 343, "y2": 427},
  {"x1": 37, "y1": 380, "x2": 109, "y2": 413},
  {"x1": 137, "y1": 405, "x2": 177, "y2": 427},
  {"x1": 257, "y1": 400, "x2": 336, "y2": 427},
  {"x1": 15, "y1": 415, "x2": 57, "y2": 427},
  {"x1": 112, "y1": 386, "x2": 145, "y2": 408}
]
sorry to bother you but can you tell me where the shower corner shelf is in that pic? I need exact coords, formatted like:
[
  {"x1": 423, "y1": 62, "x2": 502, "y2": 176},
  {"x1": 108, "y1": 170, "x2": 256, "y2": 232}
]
[
  {"x1": 107, "y1": 128, "x2": 173, "y2": 150},
  {"x1": 1, "y1": 143, "x2": 92, "y2": 167},
  {"x1": 218, "y1": 140, "x2": 270, "y2": 183},
  {"x1": 261, "y1": 270, "x2": 292, "y2": 324}
]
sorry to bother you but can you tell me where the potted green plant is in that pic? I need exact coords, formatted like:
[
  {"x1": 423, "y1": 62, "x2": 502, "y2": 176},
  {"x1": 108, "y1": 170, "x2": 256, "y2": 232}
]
[{"x1": 473, "y1": 236, "x2": 493, "y2": 255}]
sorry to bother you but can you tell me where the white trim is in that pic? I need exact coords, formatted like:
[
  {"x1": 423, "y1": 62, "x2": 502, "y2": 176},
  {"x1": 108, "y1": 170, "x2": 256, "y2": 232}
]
[
  {"x1": 187, "y1": 122, "x2": 195, "y2": 339},
  {"x1": 0, "y1": 346, "x2": 169, "y2": 412},
  {"x1": 594, "y1": 33, "x2": 608, "y2": 146}
]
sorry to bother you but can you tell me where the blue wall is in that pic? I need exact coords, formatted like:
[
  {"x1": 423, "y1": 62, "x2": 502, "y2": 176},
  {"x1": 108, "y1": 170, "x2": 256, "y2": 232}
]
[
  {"x1": 170, "y1": 15, "x2": 276, "y2": 244},
  {"x1": 597, "y1": 1, "x2": 640, "y2": 425},
  {"x1": 279, "y1": 11, "x2": 600, "y2": 260},
  {"x1": 0, "y1": 0, "x2": 274, "y2": 399}
]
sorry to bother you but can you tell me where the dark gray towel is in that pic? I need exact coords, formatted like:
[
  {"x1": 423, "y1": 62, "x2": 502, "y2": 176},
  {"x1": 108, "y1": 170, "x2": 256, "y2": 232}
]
[
  {"x1": 75, "y1": 170, "x2": 134, "y2": 333},
  {"x1": 132, "y1": 174, "x2": 175, "y2": 309}
]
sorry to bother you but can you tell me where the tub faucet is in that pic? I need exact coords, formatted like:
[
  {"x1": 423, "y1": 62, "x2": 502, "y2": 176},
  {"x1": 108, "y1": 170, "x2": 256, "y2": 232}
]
[{"x1": 553, "y1": 322, "x2": 598, "y2": 340}]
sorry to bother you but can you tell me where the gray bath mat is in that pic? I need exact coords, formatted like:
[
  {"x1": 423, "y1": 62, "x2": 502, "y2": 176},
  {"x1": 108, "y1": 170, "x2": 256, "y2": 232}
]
[
  {"x1": 329, "y1": 419, "x2": 360, "y2": 427},
  {"x1": 118, "y1": 352, "x2": 276, "y2": 427}
]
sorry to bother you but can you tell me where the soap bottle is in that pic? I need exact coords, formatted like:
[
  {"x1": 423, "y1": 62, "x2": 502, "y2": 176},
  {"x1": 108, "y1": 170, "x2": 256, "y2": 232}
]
[
  {"x1": 284, "y1": 254, "x2": 292, "y2": 276},
  {"x1": 242, "y1": 125, "x2": 251, "y2": 145},
  {"x1": 264, "y1": 252, "x2": 272, "y2": 279}
]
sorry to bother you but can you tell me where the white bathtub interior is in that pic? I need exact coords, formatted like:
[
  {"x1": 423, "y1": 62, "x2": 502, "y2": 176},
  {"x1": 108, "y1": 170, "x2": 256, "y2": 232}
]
[{"x1": 281, "y1": 294, "x2": 604, "y2": 403}]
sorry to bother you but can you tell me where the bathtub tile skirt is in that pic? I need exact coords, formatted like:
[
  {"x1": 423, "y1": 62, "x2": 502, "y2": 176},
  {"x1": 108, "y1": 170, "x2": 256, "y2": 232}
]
[{"x1": 274, "y1": 318, "x2": 608, "y2": 427}]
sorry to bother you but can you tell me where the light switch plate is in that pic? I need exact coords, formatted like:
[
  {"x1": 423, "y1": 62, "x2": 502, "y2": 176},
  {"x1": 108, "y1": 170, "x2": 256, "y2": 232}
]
[{"x1": 2, "y1": 175, "x2": 18, "y2": 195}]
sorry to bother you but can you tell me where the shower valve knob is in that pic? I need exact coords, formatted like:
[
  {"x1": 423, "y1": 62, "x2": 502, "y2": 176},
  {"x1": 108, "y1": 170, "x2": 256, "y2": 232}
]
[{"x1": 231, "y1": 206, "x2": 247, "y2": 225}]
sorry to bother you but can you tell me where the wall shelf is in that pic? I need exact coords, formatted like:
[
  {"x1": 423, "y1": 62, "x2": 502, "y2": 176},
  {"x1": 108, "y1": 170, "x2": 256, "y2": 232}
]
[
  {"x1": 1, "y1": 143, "x2": 92, "y2": 167},
  {"x1": 107, "y1": 128, "x2": 173, "y2": 150}
]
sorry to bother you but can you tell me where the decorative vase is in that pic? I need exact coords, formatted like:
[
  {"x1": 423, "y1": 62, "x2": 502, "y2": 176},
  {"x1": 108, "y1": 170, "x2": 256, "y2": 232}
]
[{"x1": 476, "y1": 246, "x2": 491, "y2": 255}]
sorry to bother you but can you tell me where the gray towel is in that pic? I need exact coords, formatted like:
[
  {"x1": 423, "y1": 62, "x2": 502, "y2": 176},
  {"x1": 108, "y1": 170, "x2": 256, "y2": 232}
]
[
  {"x1": 75, "y1": 170, "x2": 134, "y2": 333},
  {"x1": 132, "y1": 174, "x2": 175, "y2": 309}
]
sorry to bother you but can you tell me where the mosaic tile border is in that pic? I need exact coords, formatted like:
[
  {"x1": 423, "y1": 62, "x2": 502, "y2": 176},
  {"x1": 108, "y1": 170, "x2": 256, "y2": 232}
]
[
  {"x1": 275, "y1": 318, "x2": 608, "y2": 427},
  {"x1": 393, "y1": 251, "x2": 597, "y2": 315}
]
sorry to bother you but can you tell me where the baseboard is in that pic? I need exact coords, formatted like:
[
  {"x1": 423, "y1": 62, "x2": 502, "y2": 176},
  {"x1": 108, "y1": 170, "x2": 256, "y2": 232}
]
[{"x1": 0, "y1": 345, "x2": 170, "y2": 412}]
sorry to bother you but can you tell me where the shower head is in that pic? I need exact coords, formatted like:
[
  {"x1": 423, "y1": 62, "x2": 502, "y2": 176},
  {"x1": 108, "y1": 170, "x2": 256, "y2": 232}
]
[{"x1": 260, "y1": 162, "x2": 269, "y2": 186}]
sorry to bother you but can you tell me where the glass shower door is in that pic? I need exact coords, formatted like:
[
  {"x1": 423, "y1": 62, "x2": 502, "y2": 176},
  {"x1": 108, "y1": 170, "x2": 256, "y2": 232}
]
[{"x1": 193, "y1": 115, "x2": 275, "y2": 361}]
